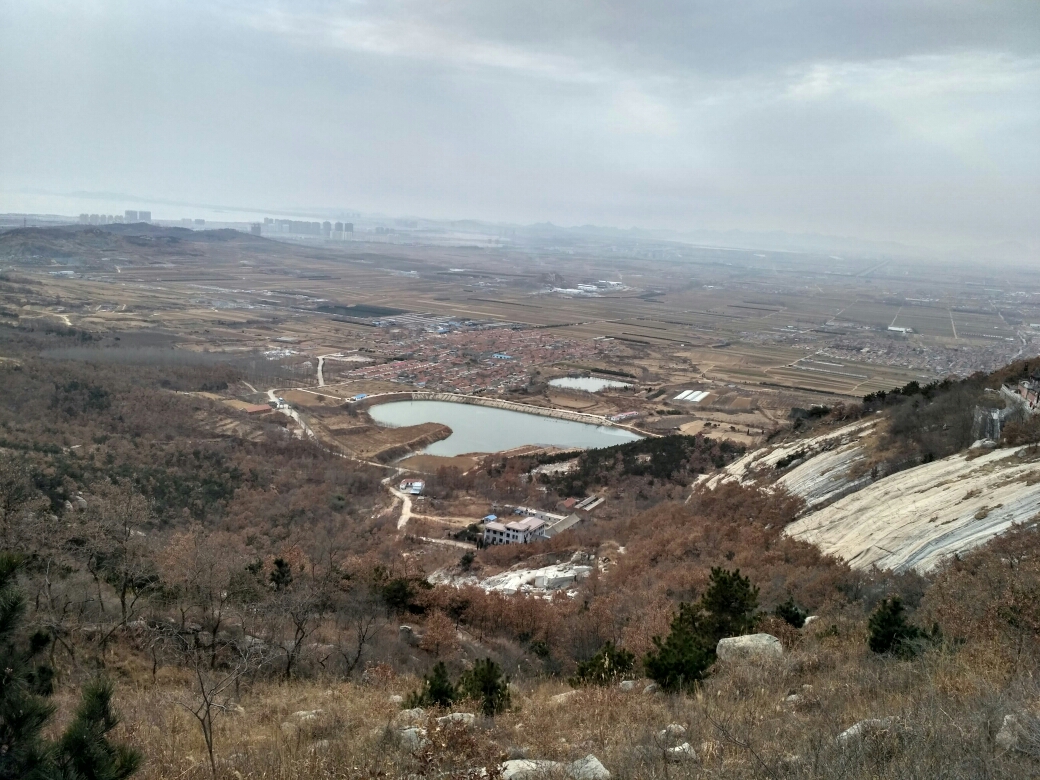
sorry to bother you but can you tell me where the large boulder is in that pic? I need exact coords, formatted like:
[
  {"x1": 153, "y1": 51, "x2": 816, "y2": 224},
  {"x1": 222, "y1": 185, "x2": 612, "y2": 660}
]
[
  {"x1": 656, "y1": 724, "x2": 687, "y2": 743},
  {"x1": 399, "y1": 726, "x2": 428, "y2": 752},
  {"x1": 715, "y1": 633, "x2": 782, "y2": 661},
  {"x1": 568, "y1": 755, "x2": 610, "y2": 779},
  {"x1": 550, "y1": 690, "x2": 578, "y2": 706},
  {"x1": 502, "y1": 759, "x2": 563, "y2": 779},
  {"x1": 501, "y1": 754, "x2": 610, "y2": 780},
  {"x1": 399, "y1": 625, "x2": 421, "y2": 646},
  {"x1": 437, "y1": 712, "x2": 476, "y2": 727},
  {"x1": 996, "y1": 712, "x2": 1040, "y2": 753},
  {"x1": 665, "y1": 743, "x2": 697, "y2": 763},
  {"x1": 394, "y1": 707, "x2": 426, "y2": 728}
]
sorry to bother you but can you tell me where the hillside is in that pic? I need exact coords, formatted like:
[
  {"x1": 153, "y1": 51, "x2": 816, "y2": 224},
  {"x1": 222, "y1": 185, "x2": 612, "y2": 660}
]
[
  {"x1": 0, "y1": 324, "x2": 1038, "y2": 778},
  {"x1": 785, "y1": 444, "x2": 1040, "y2": 572},
  {"x1": 0, "y1": 223, "x2": 359, "y2": 277},
  {"x1": 696, "y1": 367, "x2": 1040, "y2": 574}
]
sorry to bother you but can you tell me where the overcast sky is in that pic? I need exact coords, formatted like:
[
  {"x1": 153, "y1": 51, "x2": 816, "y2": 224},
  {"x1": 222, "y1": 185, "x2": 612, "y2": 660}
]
[{"x1": 1, "y1": 1, "x2": 1037, "y2": 253}]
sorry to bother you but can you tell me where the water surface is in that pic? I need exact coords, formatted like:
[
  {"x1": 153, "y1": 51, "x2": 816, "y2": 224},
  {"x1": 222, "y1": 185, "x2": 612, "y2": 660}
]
[
  {"x1": 368, "y1": 399, "x2": 640, "y2": 456},
  {"x1": 549, "y1": 377, "x2": 632, "y2": 392}
]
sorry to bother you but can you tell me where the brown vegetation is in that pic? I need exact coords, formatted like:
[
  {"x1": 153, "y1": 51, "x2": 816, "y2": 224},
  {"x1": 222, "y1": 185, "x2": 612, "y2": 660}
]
[{"x1": 2, "y1": 325, "x2": 1039, "y2": 778}]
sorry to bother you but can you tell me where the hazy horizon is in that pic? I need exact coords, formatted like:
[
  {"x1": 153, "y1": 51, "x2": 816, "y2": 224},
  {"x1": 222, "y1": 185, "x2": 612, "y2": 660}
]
[{"x1": 2, "y1": 2, "x2": 1038, "y2": 256}]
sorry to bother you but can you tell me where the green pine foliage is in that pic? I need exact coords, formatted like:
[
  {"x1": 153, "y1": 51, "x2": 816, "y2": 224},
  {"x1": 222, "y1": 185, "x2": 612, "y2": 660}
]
[
  {"x1": 774, "y1": 596, "x2": 808, "y2": 628},
  {"x1": 406, "y1": 662, "x2": 458, "y2": 709},
  {"x1": 644, "y1": 568, "x2": 760, "y2": 692},
  {"x1": 643, "y1": 603, "x2": 715, "y2": 693},
  {"x1": 540, "y1": 434, "x2": 745, "y2": 496},
  {"x1": 868, "y1": 596, "x2": 925, "y2": 657},
  {"x1": 698, "y1": 567, "x2": 760, "y2": 640},
  {"x1": 458, "y1": 658, "x2": 511, "y2": 717},
  {"x1": 0, "y1": 553, "x2": 140, "y2": 780},
  {"x1": 269, "y1": 558, "x2": 293, "y2": 591},
  {"x1": 405, "y1": 658, "x2": 511, "y2": 717},
  {"x1": 0, "y1": 554, "x2": 55, "y2": 780},
  {"x1": 569, "y1": 642, "x2": 636, "y2": 687},
  {"x1": 54, "y1": 679, "x2": 141, "y2": 780}
]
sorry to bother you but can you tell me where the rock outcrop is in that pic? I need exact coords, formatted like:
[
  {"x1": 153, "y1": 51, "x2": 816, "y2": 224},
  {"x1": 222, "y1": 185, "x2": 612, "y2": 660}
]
[
  {"x1": 394, "y1": 707, "x2": 425, "y2": 728},
  {"x1": 436, "y1": 712, "x2": 476, "y2": 727},
  {"x1": 836, "y1": 717, "x2": 897, "y2": 746},
  {"x1": 550, "y1": 690, "x2": 578, "y2": 706},
  {"x1": 716, "y1": 633, "x2": 782, "y2": 661},
  {"x1": 995, "y1": 712, "x2": 1040, "y2": 753},
  {"x1": 785, "y1": 445, "x2": 1040, "y2": 572},
  {"x1": 399, "y1": 726, "x2": 427, "y2": 752},
  {"x1": 502, "y1": 754, "x2": 610, "y2": 780}
]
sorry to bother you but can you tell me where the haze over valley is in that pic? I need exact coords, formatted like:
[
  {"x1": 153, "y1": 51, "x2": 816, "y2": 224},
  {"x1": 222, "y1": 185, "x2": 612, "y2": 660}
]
[{"x1": 1, "y1": 3, "x2": 1039, "y2": 779}]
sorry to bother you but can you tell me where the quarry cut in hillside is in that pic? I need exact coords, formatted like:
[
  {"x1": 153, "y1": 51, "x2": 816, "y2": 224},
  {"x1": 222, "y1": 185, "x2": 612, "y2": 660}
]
[{"x1": 783, "y1": 444, "x2": 1040, "y2": 572}]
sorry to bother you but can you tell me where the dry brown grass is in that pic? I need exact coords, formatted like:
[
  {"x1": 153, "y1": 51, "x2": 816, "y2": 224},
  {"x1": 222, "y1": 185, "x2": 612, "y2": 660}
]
[{"x1": 64, "y1": 617, "x2": 1039, "y2": 780}]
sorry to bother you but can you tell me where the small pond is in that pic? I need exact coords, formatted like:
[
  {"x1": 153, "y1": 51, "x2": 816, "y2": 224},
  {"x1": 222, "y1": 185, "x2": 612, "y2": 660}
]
[{"x1": 548, "y1": 377, "x2": 632, "y2": 392}]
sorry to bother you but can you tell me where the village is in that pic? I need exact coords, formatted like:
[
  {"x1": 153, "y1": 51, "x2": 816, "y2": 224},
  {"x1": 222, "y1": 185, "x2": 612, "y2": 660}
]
[{"x1": 325, "y1": 324, "x2": 628, "y2": 395}]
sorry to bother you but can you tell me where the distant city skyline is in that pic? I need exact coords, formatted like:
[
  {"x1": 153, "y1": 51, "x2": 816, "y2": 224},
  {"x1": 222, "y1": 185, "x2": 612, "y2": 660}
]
[{"x1": 1, "y1": 2, "x2": 1037, "y2": 258}]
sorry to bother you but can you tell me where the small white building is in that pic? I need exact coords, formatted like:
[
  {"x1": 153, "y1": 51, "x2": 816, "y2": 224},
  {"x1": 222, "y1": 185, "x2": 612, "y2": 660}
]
[
  {"x1": 399, "y1": 480, "x2": 425, "y2": 496},
  {"x1": 483, "y1": 517, "x2": 546, "y2": 545}
]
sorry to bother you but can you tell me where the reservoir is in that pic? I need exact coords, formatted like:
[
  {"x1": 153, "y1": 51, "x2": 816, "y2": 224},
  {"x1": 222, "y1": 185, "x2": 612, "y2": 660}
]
[
  {"x1": 549, "y1": 377, "x2": 632, "y2": 392},
  {"x1": 368, "y1": 400, "x2": 641, "y2": 456}
]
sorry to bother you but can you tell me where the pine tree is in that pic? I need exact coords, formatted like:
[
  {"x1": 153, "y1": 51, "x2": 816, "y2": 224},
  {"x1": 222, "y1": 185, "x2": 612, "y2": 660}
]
[
  {"x1": 774, "y1": 596, "x2": 807, "y2": 628},
  {"x1": 698, "y1": 567, "x2": 759, "y2": 642},
  {"x1": 643, "y1": 603, "x2": 714, "y2": 693},
  {"x1": 53, "y1": 679, "x2": 141, "y2": 780},
  {"x1": 0, "y1": 553, "x2": 54, "y2": 780},
  {"x1": 406, "y1": 662, "x2": 458, "y2": 709},
  {"x1": 569, "y1": 642, "x2": 635, "y2": 687},
  {"x1": 868, "y1": 596, "x2": 922, "y2": 657},
  {"x1": 644, "y1": 568, "x2": 761, "y2": 693},
  {"x1": 458, "y1": 658, "x2": 510, "y2": 717},
  {"x1": 269, "y1": 558, "x2": 293, "y2": 591},
  {"x1": 0, "y1": 553, "x2": 140, "y2": 780}
]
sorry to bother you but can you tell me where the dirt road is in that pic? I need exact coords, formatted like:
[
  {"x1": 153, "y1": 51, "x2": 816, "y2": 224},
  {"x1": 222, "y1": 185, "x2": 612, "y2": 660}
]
[{"x1": 387, "y1": 484, "x2": 413, "y2": 530}]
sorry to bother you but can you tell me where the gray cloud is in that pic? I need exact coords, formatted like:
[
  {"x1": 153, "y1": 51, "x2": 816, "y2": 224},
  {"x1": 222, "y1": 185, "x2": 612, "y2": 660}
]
[{"x1": 1, "y1": 1, "x2": 1037, "y2": 253}]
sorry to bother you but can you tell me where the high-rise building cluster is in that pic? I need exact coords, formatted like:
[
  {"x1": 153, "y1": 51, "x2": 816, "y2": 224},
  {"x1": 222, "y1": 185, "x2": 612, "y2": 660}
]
[
  {"x1": 80, "y1": 210, "x2": 152, "y2": 225},
  {"x1": 262, "y1": 218, "x2": 353, "y2": 239},
  {"x1": 79, "y1": 214, "x2": 124, "y2": 225}
]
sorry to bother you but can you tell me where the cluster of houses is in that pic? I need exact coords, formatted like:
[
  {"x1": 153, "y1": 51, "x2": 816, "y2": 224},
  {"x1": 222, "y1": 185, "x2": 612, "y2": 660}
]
[{"x1": 481, "y1": 506, "x2": 581, "y2": 545}]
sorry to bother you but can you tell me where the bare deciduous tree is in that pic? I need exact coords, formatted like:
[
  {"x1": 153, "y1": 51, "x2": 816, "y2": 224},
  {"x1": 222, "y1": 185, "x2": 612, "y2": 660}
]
[
  {"x1": 79, "y1": 480, "x2": 158, "y2": 650},
  {"x1": 335, "y1": 583, "x2": 383, "y2": 676},
  {"x1": 157, "y1": 626, "x2": 268, "y2": 779}
]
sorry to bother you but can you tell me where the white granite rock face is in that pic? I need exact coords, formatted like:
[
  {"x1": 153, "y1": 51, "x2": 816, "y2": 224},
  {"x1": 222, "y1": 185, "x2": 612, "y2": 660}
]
[{"x1": 785, "y1": 446, "x2": 1040, "y2": 572}]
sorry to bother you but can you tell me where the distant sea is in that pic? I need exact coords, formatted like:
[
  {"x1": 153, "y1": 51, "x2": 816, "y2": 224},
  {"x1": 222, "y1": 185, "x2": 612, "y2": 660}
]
[{"x1": 0, "y1": 191, "x2": 284, "y2": 224}]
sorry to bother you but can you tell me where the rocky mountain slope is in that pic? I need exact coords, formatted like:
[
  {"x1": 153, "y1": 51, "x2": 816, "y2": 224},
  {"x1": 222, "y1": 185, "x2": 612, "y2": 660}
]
[
  {"x1": 700, "y1": 419, "x2": 1040, "y2": 573},
  {"x1": 785, "y1": 444, "x2": 1040, "y2": 572}
]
